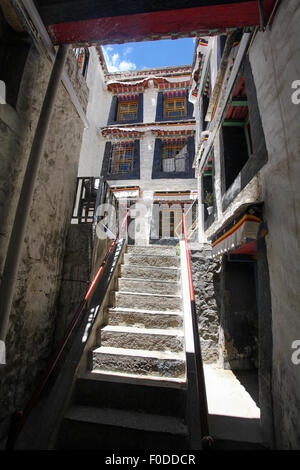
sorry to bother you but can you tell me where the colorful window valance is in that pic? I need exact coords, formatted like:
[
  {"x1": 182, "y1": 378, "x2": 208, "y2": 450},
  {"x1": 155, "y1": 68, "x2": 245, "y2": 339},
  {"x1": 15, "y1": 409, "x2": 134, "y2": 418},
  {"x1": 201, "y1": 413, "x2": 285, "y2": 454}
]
[
  {"x1": 162, "y1": 138, "x2": 186, "y2": 145},
  {"x1": 163, "y1": 90, "x2": 185, "y2": 98},
  {"x1": 159, "y1": 81, "x2": 190, "y2": 91},
  {"x1": 118, "y1": 94, "x2": 139, "y2": 101},
  {"x1": 153, "y1": 129, "x2": 195, "y2": 138},
  {"x1": 211, "y1": 206, "x2": 267, "y2": 257},
  {"x1": 111, "y1": 186, "x2": 140, "y2": 199}
]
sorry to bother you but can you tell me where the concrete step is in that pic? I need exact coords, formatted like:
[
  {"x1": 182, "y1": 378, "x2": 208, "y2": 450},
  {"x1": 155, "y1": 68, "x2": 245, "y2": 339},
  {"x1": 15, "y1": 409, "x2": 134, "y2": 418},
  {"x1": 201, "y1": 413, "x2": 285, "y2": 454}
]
[
  {"x1": 111, "y1": 291, "x2": 182, "y2": 311},
  {"x1": 74, "y1": 375, "x2": 186, "y2": 417},
  {"x1": 120, "y1": 264, "x2": 179, "y2": 281},
  {"x1": 124, "y1": 253, "x2": 180, "y2": 268},
  {"x1": 83, "y1": 370, "x2": 187, "y2": 387},
  {"x1": 118, "y1": 277, "x2": 180, "y2": 295},
  {"x1": 100, "y1": 325, "x2": 184, "y2": 352},
  {"x1": 56, "y1": 405, "x2": 189, "y2": 450},
  {"x1": 127, "y1": 245, "x2": 177, "y2": 256},
  {"x1": 107, "y1": 307, "x2": 183, "y2": 330},
  {"x1": 91, "y1": 346, "x2": 186, "y2": 378}
]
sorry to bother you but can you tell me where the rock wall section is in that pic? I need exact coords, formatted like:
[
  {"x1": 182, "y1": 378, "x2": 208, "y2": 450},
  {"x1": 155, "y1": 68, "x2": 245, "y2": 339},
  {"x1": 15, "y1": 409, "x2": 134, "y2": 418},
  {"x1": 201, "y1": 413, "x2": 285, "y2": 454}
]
[{"x1": 190, "y1": 244, "x2": 221, "y2": 364}]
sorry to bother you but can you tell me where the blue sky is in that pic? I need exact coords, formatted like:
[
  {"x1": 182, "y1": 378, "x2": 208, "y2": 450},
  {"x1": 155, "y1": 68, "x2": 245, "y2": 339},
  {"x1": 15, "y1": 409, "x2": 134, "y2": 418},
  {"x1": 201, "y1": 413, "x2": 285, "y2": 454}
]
[{"x1": 102, "y1": 38, "x2": 196, "y2": 72}]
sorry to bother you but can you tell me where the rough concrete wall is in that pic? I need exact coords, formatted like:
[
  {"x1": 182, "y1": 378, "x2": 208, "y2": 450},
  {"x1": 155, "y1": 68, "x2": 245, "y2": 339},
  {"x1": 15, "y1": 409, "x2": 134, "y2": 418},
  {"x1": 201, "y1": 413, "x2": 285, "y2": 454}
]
[
  {"x1": 54, "y1": 224, "x2": 93, "y2": 348},
  {"x1": 78, "y1": 47, "x2": 110, "y2": 177},
  {"x1": 190, "y1": 244, "x2": 221, "y2": 363},
  {"x1": 249, "y1": 0, "x2": 300, "y2": 449},
  {"x1": 0, "y1": 45, "x2": 88, "y2": 441},
  {"x1": 143, "y1": 87, "x2": 158, "y2": 123}
]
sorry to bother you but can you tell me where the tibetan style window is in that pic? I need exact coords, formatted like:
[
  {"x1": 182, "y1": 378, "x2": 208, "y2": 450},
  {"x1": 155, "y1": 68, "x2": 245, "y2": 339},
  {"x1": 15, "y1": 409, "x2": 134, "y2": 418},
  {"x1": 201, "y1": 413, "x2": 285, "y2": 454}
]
[
  {"x1": 108, "y1": 93, "x2": 143, "y2": 125},
  {"x1": 163, "y1": 95, "x2": 186, "y2": 119},
  {"x1": 118, "y1": 99, "x2": 138, "y2": 122},
  {"x1": 155, "y1": 88, "x2": 194, "y2": 122},
  {"x1": 161, "y1": 139, "x2": 187, "y2": 173},
  {"x1": 108, "y1": 141, "x2": 134, "y2": 175}
]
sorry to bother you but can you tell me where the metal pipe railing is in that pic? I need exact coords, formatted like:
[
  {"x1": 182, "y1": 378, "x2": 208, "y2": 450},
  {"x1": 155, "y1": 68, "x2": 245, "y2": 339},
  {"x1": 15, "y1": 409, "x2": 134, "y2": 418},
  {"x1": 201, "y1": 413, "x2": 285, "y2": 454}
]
[
  {"x1": 181, "y1": 210, "x2": 213, "y2": 448},
  {"x1": 5, "y1": 209, "x2": 129, "y2": 449}
]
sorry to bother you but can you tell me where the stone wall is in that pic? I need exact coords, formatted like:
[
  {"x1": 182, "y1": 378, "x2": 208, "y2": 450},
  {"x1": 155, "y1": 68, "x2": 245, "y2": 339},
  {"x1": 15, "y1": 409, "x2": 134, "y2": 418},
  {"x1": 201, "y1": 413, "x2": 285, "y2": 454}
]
[
  {"x1": 249, "y1": 0, "x2": 300, "y2": 449},
  {"x1": 190, "y1": 244, "x2": 221, "y2": 364},
  {"x1": 0, "y1": 44, "x2": 88, "y2": 444}
]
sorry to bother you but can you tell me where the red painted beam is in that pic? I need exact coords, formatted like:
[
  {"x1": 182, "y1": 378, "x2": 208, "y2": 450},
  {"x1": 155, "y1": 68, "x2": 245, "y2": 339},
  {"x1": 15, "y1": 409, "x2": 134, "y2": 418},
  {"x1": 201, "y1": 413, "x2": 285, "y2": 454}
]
[
  {"x1": 231, "y1": 240, "x2": 257, "y2": 255},
  {"x1": 46, "y1": 1, "x2": 276, "y2": 45}
]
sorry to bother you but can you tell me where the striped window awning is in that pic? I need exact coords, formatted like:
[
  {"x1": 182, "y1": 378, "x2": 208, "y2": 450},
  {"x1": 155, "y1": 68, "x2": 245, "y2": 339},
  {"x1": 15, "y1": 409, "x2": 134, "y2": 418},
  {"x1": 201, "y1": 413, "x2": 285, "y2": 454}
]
[
  {"x1": 112, "y1": 141, "x2": 134, "y2": 149},
  {"x1": 199, "y1": 38, "x2": 209, "y2": 47},
  {"x1": 211, "y1": 206, "x2": 267, "y2": 257},
  {"x1": 163, "y1": 90, "x2": 186, "y2": 98},
  {"x1": 118, "y1": 94, "x2": 138, "y2": 101},
  {"x1": 159, "y1": 81, "x2": 190, "y2": 91},
  {"x1": 109, "y1": 85, "x2": 145, "y2": 94},
  {"x1": 155, "y1": 201, "x2": 192, "y2": 207},
  {"x1": 153, "y1": 129, "x2": 195, "y2": 138},
  {"x1": 101, "y1": 128, "x2": 143, "y2": 139},
  {"x1": 162, "y1": 138, "x2": 186, "y2": 145},
  {"x1": 111, "y1": 186, "x2": 140, "y2": 199}
]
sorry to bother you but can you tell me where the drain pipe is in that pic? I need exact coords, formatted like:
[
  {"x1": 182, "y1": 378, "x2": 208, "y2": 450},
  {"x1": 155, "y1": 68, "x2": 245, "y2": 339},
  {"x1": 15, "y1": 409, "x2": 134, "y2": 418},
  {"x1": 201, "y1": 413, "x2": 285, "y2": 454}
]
[{"x1": 0, "y1": 44, "x2": 69, "y2": 365}]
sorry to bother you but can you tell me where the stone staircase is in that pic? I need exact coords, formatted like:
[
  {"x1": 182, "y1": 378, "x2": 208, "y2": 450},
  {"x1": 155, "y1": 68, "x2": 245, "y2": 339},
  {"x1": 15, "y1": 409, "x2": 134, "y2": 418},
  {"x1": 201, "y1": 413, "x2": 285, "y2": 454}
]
[{"x1": 56, "y1": 244, "x2": 189, "y2": 450}]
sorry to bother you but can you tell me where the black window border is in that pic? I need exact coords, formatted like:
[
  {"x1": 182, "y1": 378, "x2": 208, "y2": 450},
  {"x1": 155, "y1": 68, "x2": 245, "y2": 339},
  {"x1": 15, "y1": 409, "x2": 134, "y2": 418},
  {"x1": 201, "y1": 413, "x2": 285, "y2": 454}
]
[
  {"x1": 151, "y1": 136, "x2": 195, "y2": 179},
  {"x1": 155, "y1": 89, "x2": 194, "y2": 122},
  {"x1": 107, "y1": 93, "x2": 144, "y2": 125},
  {"x1": 101, "y1": 140, "x2": 140, "y2": 181}
]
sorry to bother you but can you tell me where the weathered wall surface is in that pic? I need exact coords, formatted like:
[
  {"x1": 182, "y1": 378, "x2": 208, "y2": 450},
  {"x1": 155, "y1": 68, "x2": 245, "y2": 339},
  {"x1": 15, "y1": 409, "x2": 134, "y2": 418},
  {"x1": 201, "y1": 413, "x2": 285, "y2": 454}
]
[
  {"x1": 0, "y1": 45, "x2": 88, "y2": 443},
  {"x1": 54, "y1": 224, "x2": 93, "y2": 348},
  {"x1": 78, "y1": 48, "x2": 109, "y2": 177},
  {"x1": 190, "y1": 244, "x2": 221, "y2": 363},
  {"x1": 249, "y1": 0, "x2": 300, "y2": 449}
]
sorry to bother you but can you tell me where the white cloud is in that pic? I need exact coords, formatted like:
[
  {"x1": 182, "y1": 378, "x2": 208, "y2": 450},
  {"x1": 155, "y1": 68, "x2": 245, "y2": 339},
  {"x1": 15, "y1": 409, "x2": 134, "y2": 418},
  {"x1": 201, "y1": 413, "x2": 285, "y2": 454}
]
[
  {"x1": 123, "y1": 46, "x2": 133, "y2": 56},
  {"x1": 102, "y1": 46, "x2": 137, "y2": 72}
]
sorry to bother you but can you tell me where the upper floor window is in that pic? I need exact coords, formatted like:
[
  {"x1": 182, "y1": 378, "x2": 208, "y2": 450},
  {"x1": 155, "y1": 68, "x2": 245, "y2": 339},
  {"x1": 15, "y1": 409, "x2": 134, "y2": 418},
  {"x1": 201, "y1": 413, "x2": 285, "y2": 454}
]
[
  {"x1": 161, "y1": 139, "x2": 187, "y2": 172},
  {"x1": 108, "y1": 93, "x2": 143, "y2": 125},
  {"x1": 108, "y1": 141, "x2": 134, "y2": 175},
  {"x1": 118, "y1": 99, "x2": 138, "y2": 122},
  {"x1": 164, "y1": 96, "x2": 186, "y2": 119},
  {"x1": 155, "y1": 88, "x2": 193, "y2": 122},
  {"x1": 152, "y1": 136, "x2": 195, "y2": 179}
]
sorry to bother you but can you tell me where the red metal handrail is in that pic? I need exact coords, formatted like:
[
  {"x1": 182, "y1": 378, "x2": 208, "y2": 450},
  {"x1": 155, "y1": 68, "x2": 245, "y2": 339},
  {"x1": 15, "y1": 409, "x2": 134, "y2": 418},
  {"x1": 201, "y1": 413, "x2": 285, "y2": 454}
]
[
  {"x1": 182, "y1": 210, "x2": 212, "y2": 448},
  {"x1": 6, "y1": 209, "x2": 129, "y2": 449}
]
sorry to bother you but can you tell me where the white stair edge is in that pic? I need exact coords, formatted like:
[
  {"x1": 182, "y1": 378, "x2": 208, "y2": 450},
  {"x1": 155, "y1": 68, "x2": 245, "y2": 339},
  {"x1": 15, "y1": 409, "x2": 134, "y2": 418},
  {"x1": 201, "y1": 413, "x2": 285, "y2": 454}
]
[
  {"x1": 113, "y1": 291, "x2": 181, "y2": 299},
  {"x1": 125, "y1": 252, "x2": 179, "y2": 258},
  {"x1": 121, "y1": 264, "x2": 179, "y2": 271},
  {"x1": 93, "y1": 345, "x2": 185, "y2": 361},
  {"x1": 119, "y1": 277, "x2": 179, "y2": 285},
  {"x1": 107, "y1": 307, "x2": 183, "y2": 316},
  {"x1": 127, "y1": 245, "x2": 177, "y2": 249},
  {"x1": 101, "y1": 325, "x2": 184, "y2": 337},
  {"x1": 80, "y1": 370, "x2": 187, "y2": 388}
]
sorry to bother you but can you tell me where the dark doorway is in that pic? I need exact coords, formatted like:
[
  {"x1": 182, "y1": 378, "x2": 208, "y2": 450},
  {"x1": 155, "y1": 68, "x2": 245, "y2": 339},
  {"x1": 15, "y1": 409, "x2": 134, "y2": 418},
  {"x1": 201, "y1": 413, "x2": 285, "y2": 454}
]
[{"x1": 221, "y1": 256, "x2": 259, "y2": 371}]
